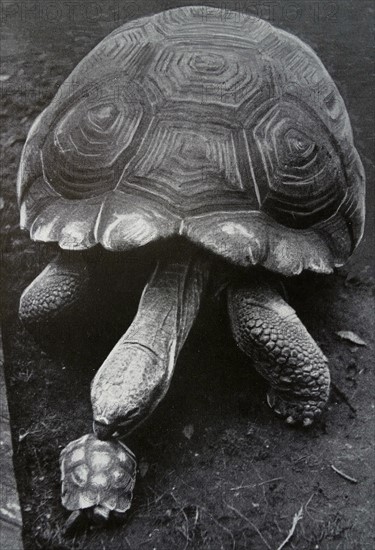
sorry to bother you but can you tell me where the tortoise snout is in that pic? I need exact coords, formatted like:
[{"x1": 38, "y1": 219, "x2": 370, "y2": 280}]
[{"x1": 93, "y1": 421, "x2": 116, "y2": 440}]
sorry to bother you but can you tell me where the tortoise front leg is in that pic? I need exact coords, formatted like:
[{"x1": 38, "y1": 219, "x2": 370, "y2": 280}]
[
  {"x1": 227, "y1": 277, "x2": 330, "y2": 426},
  {"x1": 19, "y1": 252, "x2": 90, "y2": 334}
]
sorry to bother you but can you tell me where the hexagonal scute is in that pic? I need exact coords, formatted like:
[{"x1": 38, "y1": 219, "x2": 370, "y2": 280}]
[
  {"x1": 60, "y1": 434, "x2": 136, "y2": 513},
  {"x1": 148, "y1": 41, "x2": 274, "y2": 108}
]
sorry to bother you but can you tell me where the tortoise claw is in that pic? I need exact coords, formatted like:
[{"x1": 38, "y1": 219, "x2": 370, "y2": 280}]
[
  {"x1": 266, "y1": 392, "x2": 280, "y2": 414},
  {"x1": 267, "y1": 389, "x2": 321, "y2": 427},
  {"x1": 303, "y1": 417, "x2": 314, "y2": 427}
]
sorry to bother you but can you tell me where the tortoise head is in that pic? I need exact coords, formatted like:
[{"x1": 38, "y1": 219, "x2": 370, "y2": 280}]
[{"x1": 91, "y1": 340, "x2": 174, "y2": 440}]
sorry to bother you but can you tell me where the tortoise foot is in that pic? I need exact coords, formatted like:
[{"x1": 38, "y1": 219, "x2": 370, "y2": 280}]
[
  {"x1": 63, "y1": 506, "x2": 127, "y2": 535},
  {"x1": 228, "y1": 278, "x2": 331, "y2": 428},
  {"x1": 267, "y1": 388, "x2": 326, "y2": 427}
]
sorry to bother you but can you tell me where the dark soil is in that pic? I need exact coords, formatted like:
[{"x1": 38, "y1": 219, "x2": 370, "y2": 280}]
[{"x1": 1, "y1": 1, "x2": 374, "y2": 549}]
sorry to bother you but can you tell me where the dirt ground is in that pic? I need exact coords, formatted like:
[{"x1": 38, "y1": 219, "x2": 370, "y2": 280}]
[{"x1": 1, "y1": 1, "x2": 374, "y2": 549}]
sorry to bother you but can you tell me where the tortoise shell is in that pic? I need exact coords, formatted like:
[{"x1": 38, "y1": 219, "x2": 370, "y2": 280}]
[
  {"x1": 60, "y1": 434, "x2": 136, "y2": 512},
  {"x1": 18, "y1": 6, "x2": 365, "y2": 275}
]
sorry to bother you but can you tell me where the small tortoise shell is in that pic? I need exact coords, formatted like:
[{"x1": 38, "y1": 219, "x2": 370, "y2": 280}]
[{"x1": 60, "y1": 434, "x2": 136, "y2": 512}]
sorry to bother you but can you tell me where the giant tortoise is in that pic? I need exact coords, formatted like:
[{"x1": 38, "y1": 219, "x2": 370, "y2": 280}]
[{"x1": 17, "y1": 6, "x2": 365, "y2": 525}]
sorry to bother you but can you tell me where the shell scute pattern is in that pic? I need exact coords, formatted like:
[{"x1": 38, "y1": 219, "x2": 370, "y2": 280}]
[
  {"x1": 60, "y1": 434, "x2": 136, "y2": 512},
  {"x1": 147, "y1": 39, "x2": 271, "y2": 108},
  {"x1": 18, "y1": 6, "x2": 365, "y2": 274},
  {"x1": 249, "y1": 100, "x2": 345, "y2": 228},
  {"x1": 41, "y1": 76, "x2": 151, "y2": 201}
]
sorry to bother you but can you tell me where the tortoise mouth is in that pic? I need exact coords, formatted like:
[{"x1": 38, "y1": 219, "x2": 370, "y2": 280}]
[
  {"x1": 93, "y1": 405, "x2": 144, "y2": 440},
  {"x1": 93, "y1": 421, "x2": 116, "y2": 440}
]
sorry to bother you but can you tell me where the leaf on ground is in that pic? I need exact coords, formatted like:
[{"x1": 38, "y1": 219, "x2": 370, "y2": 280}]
[
  {"x1": 336, "y1": 331, "x2": 367, "y2": 346},
  {"x1": 183, "y1": 424, "x2": 194, "y2": 440}
]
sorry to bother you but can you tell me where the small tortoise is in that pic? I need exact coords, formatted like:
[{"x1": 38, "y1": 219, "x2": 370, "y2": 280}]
[
  {"x1": 60, "y1": 435, "x2": 136, "y2": 526},
  {"x1": 18, "y1": 7, "x2": 365, "y2": 525}
]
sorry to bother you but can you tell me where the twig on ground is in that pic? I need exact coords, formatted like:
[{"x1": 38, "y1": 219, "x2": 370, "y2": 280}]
[
  {"x1": 193, "y1": 506, "x2": 199, "y2": 530},
  {"x1": 276, "y1": 506, "x2": 303, "y2": 550},
  {"x1": 170, "y1": 492, "x2": 191, "y2": 549},
  {"x1": 303, "y1": 493, "x2": 324, "y2": 523},
  {"x1": 205, "y1": 508, "x2": 236, "y2": 550},
  {"x1": 227, "y1": 503, "x2": 271, "y2": 550},
  {"x1": 304, "y1": 494, "x2": 314, "y2": 509},
  {"x1": 292, "y1": 455, "x2": 307, "y2": 464},
  {"x1": 147, "y1": 485, "x2": 172, "y2": 505},
  {"x1": 230, "y1": 477, "x2": 283, "y2": 490},
  {"x1": 330, "y1": 464, "x2": 358, "y2": 484},
  {"x1": 274, "y1": 518, "x2": 282, "y2": 533}
]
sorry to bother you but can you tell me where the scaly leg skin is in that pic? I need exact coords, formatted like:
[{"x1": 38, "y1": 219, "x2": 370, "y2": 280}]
[
  {"x1": 19, "y1": 252, "x2": 90, "y2": 336},
  {"x1": 227, "y1": 277, "x2": 330, "y2": 427}
]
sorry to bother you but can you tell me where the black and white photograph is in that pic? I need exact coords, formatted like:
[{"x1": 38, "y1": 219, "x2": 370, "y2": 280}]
[{"x1": 1, "y1": 1, "x2": 374, "y2": 549}]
